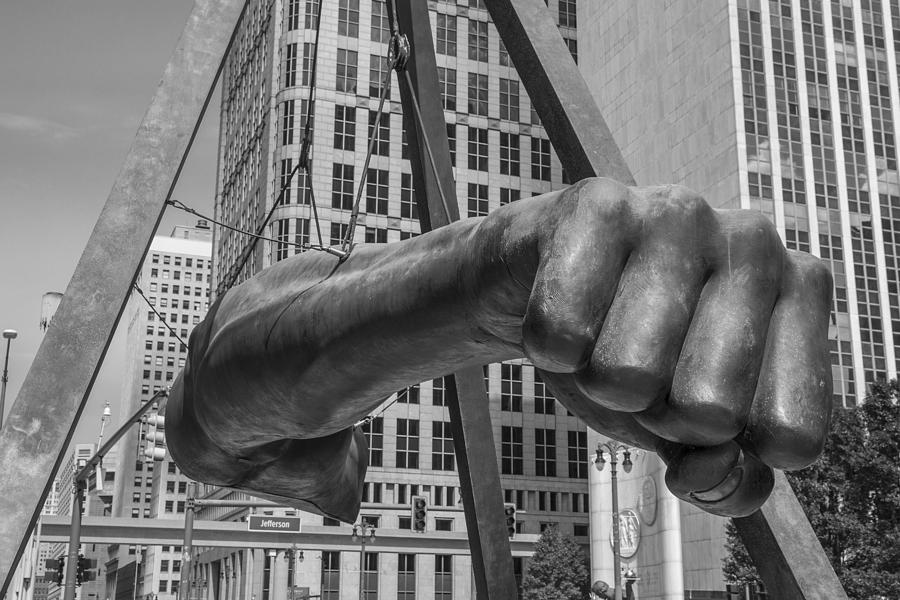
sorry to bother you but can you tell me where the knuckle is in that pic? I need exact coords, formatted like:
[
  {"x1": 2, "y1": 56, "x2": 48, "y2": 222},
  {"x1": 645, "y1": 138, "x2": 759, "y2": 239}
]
[
  {"x1": 660, "y1": 185, "x2": 713, "y2": 220},
  {"x1": 571, "y1": 177, "x2": 634, "y2": 218}
]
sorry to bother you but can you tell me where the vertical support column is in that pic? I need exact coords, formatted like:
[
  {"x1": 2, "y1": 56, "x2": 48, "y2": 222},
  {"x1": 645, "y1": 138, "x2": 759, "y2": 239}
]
[
  {"x1": 63, "y1": 482, "x2": 84, "y2": 600},
  {"x1": 480, "y1": 0, "x2": 847, "y2": 598},
  {"x1": 0, "y1": 0, "x2": 247, "y2": 592},
  {"x1": 179, "y1": 483, "x2": 197, "y2": 600},
  {"x1": 389, "y1": 1, "x2": 518, "y2": 598}
]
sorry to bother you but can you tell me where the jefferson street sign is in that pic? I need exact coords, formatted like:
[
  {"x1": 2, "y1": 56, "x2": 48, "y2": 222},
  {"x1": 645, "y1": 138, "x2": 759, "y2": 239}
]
[{"x1": 248, "y1": 515, "x2": 301, "y2": 533}]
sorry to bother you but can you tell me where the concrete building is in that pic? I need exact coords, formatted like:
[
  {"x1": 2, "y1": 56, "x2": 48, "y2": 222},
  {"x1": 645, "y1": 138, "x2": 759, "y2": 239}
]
[
  {"x1": 577, "y1": 0, "x2": 900, "y2": 597},
  {"x1": 107, "y1": 223, "x2": 212, "y2": 600},
  {"x1": 200, "y1": 0, "x2": 590, "y2": 598}
]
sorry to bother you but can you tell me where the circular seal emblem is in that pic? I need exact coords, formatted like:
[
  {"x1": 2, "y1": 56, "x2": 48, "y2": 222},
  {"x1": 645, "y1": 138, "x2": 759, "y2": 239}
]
[
  {"x1": 637, "y1": 476, "x2": 658, "y2": 526},
  {"x1": 610, "y1": 508, "x2": 641, "y2": 558}
]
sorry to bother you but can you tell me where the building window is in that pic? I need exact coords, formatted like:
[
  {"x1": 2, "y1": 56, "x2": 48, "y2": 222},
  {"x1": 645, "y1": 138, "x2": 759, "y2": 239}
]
[
  {"x1": 499, "y1": 79, "x2": 519, "y2": 122},
  {"x1": 531, "y1": 137, "x2": 551, "y2": 181},
  {"x1": 467, "y1": 72, "x2": 488, "y2": 116},
  {"x1": 468, "y1": 127, "x2": 488, "y2": 171},
  {"x1": 535, "y1": 428, "x2": 557, "y2": 476},
  {"x1": 366, "y1": 168, "x2": 390, "y2": 215},
  {"x1": 284, "y1": 43, "x2": 298, "y2": 87},
  {"x1": 338, "y1": 0, "x2": 360, "y2": 37},
  {"x1": 330, "y1": 222, "x2": 349, "y2": 245},
  {"x1": 280, "y1": 158, "x2": 294, "y2": 206},
  {"x1": 321, "y1": 552, "x2": 340, "y2": 600},
  {"x1": 432, "y1": 377, "x2": 446, "y2": 406},
  {"x1": 500, "y1": 187, "x2": 520, "y2": 205},
  {"x1": 286, "y1": 0, "x2": 301, "y2": 30},
  {"x1": 534, "y1": 372, "x2": 555, "y2": 413},
  {"x1": 301, "y1": 43, "x2": 314, "y2": 86},
  {"x1": 432, "y1": 421, "x2": 454, "y2": 471},
  {"x1": 400, "y1": 173, "x2": 417, "y2": 219},
  {"x1": 564, "y1": 37, "x2": 577, "y2": 63},
  {"x1": 396, "y1": 418, "x2": 420, "y2": 469},
  {"x1": 334, "y1": 105, "x2": 356, "y2": 151},
  {"x1": 436, "y1": 14, "x2": 457, "y2": 56},
  {"x1": 332, "y1": 163, "x2": 355, "y2": 210},
  {"x1": 368, "y1": 110, "x2": 390, "y2": 156},
  {"x1": 363, "y1": 553, "x2": 378, "y2": 600},
  {"x1": 500, "y1": 133, "x2": 520, "y2": 176},
  {"x1": 467, "y1": 183, "x2": 489, "y2": 217},
  {"x1": 365, "y1": 227, "x2": 388, "y2": 243},
  {"x1": 501, "y1": 426, "x2": 524, "y2": 475},
  {"x1": 437, "y1": 67, "x2": 457, "y2": 111},
  {"x1": 399, "y1": 385, "x2": 419, "y2": 404},
  {"x1": 371, "y1": 0, "x2": 390, "y2": 43},
  {"x1": 468, "y1": 19, "x2": 489, "y2": 62},
  {"x1": 362, "y1": 416, "x2": 384, "y2": 468},
  {"x1": 276, "y1": 218, "x2": 291, "y2": 260},
  {"x1": 282, "y1": 100, "x2": 295, "y2": 146},
  {"x1": 501, "y1": 363, "x2": 522, "y2": 411},
  {"x1": 398, "y1": 554, "x2": 415, "y2": 600},
  {"x1": 573, "y1": 523, "x2": 589, "y2": 537},
  {"x1": 446, "y1": 123, "x2": 456, "y2": 166},
  {"x1": 336, "y1": 49, "x2": 358, "y2": 94},
  {"x1": 558, "y1": 0, "x2": 576, "y2": 28},
  {"x1": 568, "y1": 430, "x2": 587, "y2": 478},
  {"x1": 434, "y1": 518, "x2": 454, "y2": 531},
  {"x1": 369, "y1": 55, "x2": 392, "y2": 99},
  {"x1": 435, "y1": 555, "x2": 452, "y2": 600}
]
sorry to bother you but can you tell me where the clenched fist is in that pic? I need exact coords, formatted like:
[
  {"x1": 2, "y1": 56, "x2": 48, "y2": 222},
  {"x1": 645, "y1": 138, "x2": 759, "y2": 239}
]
[{"x1": 167, "y1": 178, "x2": 832, "y2": 521}]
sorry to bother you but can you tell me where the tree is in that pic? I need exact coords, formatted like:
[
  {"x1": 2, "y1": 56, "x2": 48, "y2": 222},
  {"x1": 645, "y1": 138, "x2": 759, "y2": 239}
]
[
  {"x1": 723, "y1": 379, "x2": 900, "y2": 598},
  {"x1": 522, "y1": 526, "x2": 591, "y2": 600}
]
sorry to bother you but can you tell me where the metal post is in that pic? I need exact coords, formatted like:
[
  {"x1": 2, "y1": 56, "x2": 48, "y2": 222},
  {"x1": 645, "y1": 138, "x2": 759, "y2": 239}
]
[
  {"x1": 357, "y1": 540, "x2": 365, "y2": 600},
  {"x1": 388, "y1": 1, "x2": 518, "y2": 597},
  {"x1": 609, "y1": 458, "x2": 622, "y2": 600},
  {"x1": 0, "y1": 332, "x2": 16, "y2": 429},
  {"x1": 179, "y1": 483, "x2": 197, "y2": 600},
  {"x1": 62, "y1": 481, "x2": 84, "y2": 600},
  {"x1": 0, "y1": 1, "x2": 247, "y2": 590}
]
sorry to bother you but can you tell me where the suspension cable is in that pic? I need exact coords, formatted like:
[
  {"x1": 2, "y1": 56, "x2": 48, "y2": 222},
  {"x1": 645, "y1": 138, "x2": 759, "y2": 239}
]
[
  {"x1": 353, "y1": 387, "x2": 411, "y2": 428},
  {"x1": 133, "y1": 283, "x2": 189, "y2": 348}
]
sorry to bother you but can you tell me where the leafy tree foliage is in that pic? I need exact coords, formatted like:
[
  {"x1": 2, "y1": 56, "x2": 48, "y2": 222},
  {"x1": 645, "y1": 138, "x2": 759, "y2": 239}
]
[
  {"x1": 522, "y1": 526, "x2": 591, "y2": 600},
  {"x1": 723, "y1": 379, "x2": 900, "y2": 598}
]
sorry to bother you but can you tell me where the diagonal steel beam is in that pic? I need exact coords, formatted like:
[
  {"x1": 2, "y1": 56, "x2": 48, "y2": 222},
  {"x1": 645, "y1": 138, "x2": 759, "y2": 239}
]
[
  {"x1": 390, "y1": 1, "x2": 518, "y2": 598},
  {"x1": 0, "y1": 0, "x2": 247, "y2": 592},
  {"x1": 482, "y1": 0, "x2": 847, "y2": 598}
]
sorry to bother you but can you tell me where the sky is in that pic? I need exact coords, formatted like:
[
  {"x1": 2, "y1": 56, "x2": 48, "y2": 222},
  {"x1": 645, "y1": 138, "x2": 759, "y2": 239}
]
[{"x1": 0, "y1": 1, "x2": 221, "y2": 448}]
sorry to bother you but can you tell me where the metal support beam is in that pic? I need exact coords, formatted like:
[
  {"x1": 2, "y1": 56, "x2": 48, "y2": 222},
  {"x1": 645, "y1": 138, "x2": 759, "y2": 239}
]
[
  {"x1": 481, "y1": 0, "x2": 847, "y2": 597},
  {"x1": 0, "y1": 0, "x2": 247, "y2": 593},
  {"x1": 390, "y1": 1, "x2": 518, "y2": 598}
]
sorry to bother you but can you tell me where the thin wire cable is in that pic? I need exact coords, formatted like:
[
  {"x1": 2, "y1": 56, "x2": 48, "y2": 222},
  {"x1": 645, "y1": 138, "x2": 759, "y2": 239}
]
[
  {"x1": 353, "y1": 387, "x2": 410, "y2": 428},
  {"x1": 133, "y1": 283, "x2": 189, "y2": 348},
  {"x1": 340, "y1": 67, "x2": 394, "y2": 251},
  {"x1": 168, "y1": 199, "x2": 307, "y2": 249}
]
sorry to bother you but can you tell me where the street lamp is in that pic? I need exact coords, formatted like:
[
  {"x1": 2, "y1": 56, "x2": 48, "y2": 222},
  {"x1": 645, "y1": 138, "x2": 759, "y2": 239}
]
[
  {"x1": 350, "y1": 523, "x2": 376, "y2": 600},
  {"x1": 1, "y1": 329, "x2": 18, "y2": 429},
  {"x1": 594, "y1": 440, "x2": 634, "y2": 600}
]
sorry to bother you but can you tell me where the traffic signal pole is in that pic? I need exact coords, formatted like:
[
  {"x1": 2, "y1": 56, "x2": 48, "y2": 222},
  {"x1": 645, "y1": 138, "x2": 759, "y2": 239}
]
[
  {"x1": 62, "y1": 482, "x2": 84, "y2": 600},
  {"x1": 178, "y1": 483, "x2": 196, "y2": 600}
]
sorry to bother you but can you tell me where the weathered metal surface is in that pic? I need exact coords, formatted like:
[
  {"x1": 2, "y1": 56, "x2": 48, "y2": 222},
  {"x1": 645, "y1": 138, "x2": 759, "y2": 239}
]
[
  {"x1": 734, "y1": 471, "x2": 848, "y2": 599},
  {"x1": 481, "y1": 0, "x2": 846, "y2": 595},
  {"x1": 394, "y1": 0, "x2": 518, "y2": 597},
  {"x1": 0, "y1": 0, "x2": 247, "y2": 592}
]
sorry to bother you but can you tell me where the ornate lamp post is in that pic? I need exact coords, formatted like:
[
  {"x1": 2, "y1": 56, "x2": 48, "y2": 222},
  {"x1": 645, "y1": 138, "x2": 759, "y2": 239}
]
[
  {"x1": 594, "y1": 440, "x2": 634, "y2": 600},
  {"x1": 1, "y1": 329, "x2": 18, "y2": 428},
  {"x1": 350, "y1": 523, "x2": 375, "y2": 600}
]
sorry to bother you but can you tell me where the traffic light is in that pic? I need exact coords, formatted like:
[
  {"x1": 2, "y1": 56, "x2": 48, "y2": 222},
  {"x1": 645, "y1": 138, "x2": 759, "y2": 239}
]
[
  {"x1": 45, "y1": 559, "x2": 60, "y2": 584},
  {"x1": 56, "y1": 556, "x2": 65, "y2": 585},
  {"x1": 76, "y1": 554, "x2": 97, "y2": 585},
  {"x1": 143, "y1": 412, "x2": 167, "y2": 461},
  {"x1": 503, "y1": 503, "x2": 517, "y2": 538},
  {"x1": 411, "y1": 496, "x2": 427, "y2": 532}
]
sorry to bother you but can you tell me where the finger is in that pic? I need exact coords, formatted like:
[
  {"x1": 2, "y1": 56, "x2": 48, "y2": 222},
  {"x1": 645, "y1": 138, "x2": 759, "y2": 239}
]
[
  {"x1": 635, "y1": 210, "x2": 785, "y2": 446},
  {"x1": 522, "y1": 178, "x2": 636, "y2": 371},
  {"x1": 575, "y1": 185, "x2": 715, "y2": 412},
  {"x1": 660, "y1": 440, "x2": 774, "y2": 517},
  {"x1": 741, "y1": 251, "x2": 833, "y2": 469}
]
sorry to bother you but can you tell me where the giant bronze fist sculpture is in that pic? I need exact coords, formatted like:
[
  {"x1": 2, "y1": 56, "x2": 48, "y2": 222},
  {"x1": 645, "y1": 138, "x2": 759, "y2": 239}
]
[{"x1": 166, "y1": 178, "x2": 832, "y2": 521}]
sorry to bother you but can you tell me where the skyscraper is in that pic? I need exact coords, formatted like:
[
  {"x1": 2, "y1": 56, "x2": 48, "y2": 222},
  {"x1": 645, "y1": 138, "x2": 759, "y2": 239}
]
[
  {"x1": 206, "y1": 0, "x2": 589, "y2": 597},
  {"x1": 107, "y1": 222, "x2": 212, "y2": 600},
  {"x1": 580, "y1": 0, "x2": 900, "y2": 409}
]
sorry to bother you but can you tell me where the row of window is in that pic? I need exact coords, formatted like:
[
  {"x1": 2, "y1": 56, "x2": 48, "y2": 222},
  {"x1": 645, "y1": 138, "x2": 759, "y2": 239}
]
[
  {"x1": 149, "y1": 268, "x2": 206, "y2": 282},
  {"x1": 319, "y1": 551, "x2": 454, "y2": 600},
  {"x1": 362, "y1": 418, "x2": 588, "y2": 478},
  {"x1": 150, "y1": 254, "x2": 208, "y2": 269},
  {"x1": 145, "y1": 282, "x2": 209, "y2": 298}
]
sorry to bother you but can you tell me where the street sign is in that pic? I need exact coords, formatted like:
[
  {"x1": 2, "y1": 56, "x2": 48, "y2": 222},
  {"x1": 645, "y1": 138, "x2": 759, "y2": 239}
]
[{"x1": 247, "y1": 515, "x2": 301, "y2": 533}]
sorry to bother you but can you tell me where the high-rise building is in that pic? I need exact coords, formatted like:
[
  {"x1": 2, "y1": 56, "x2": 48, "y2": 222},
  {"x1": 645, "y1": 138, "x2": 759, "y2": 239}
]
[
  {"x1": 107, "y1": 222, "x2": 212, "y2": 600},
  {"x1": 578, "y1": 0, "x2": 900, "y2": 596},
  {"x1": 204, "y1": 0, "x2": 589, "y2": 598}
]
